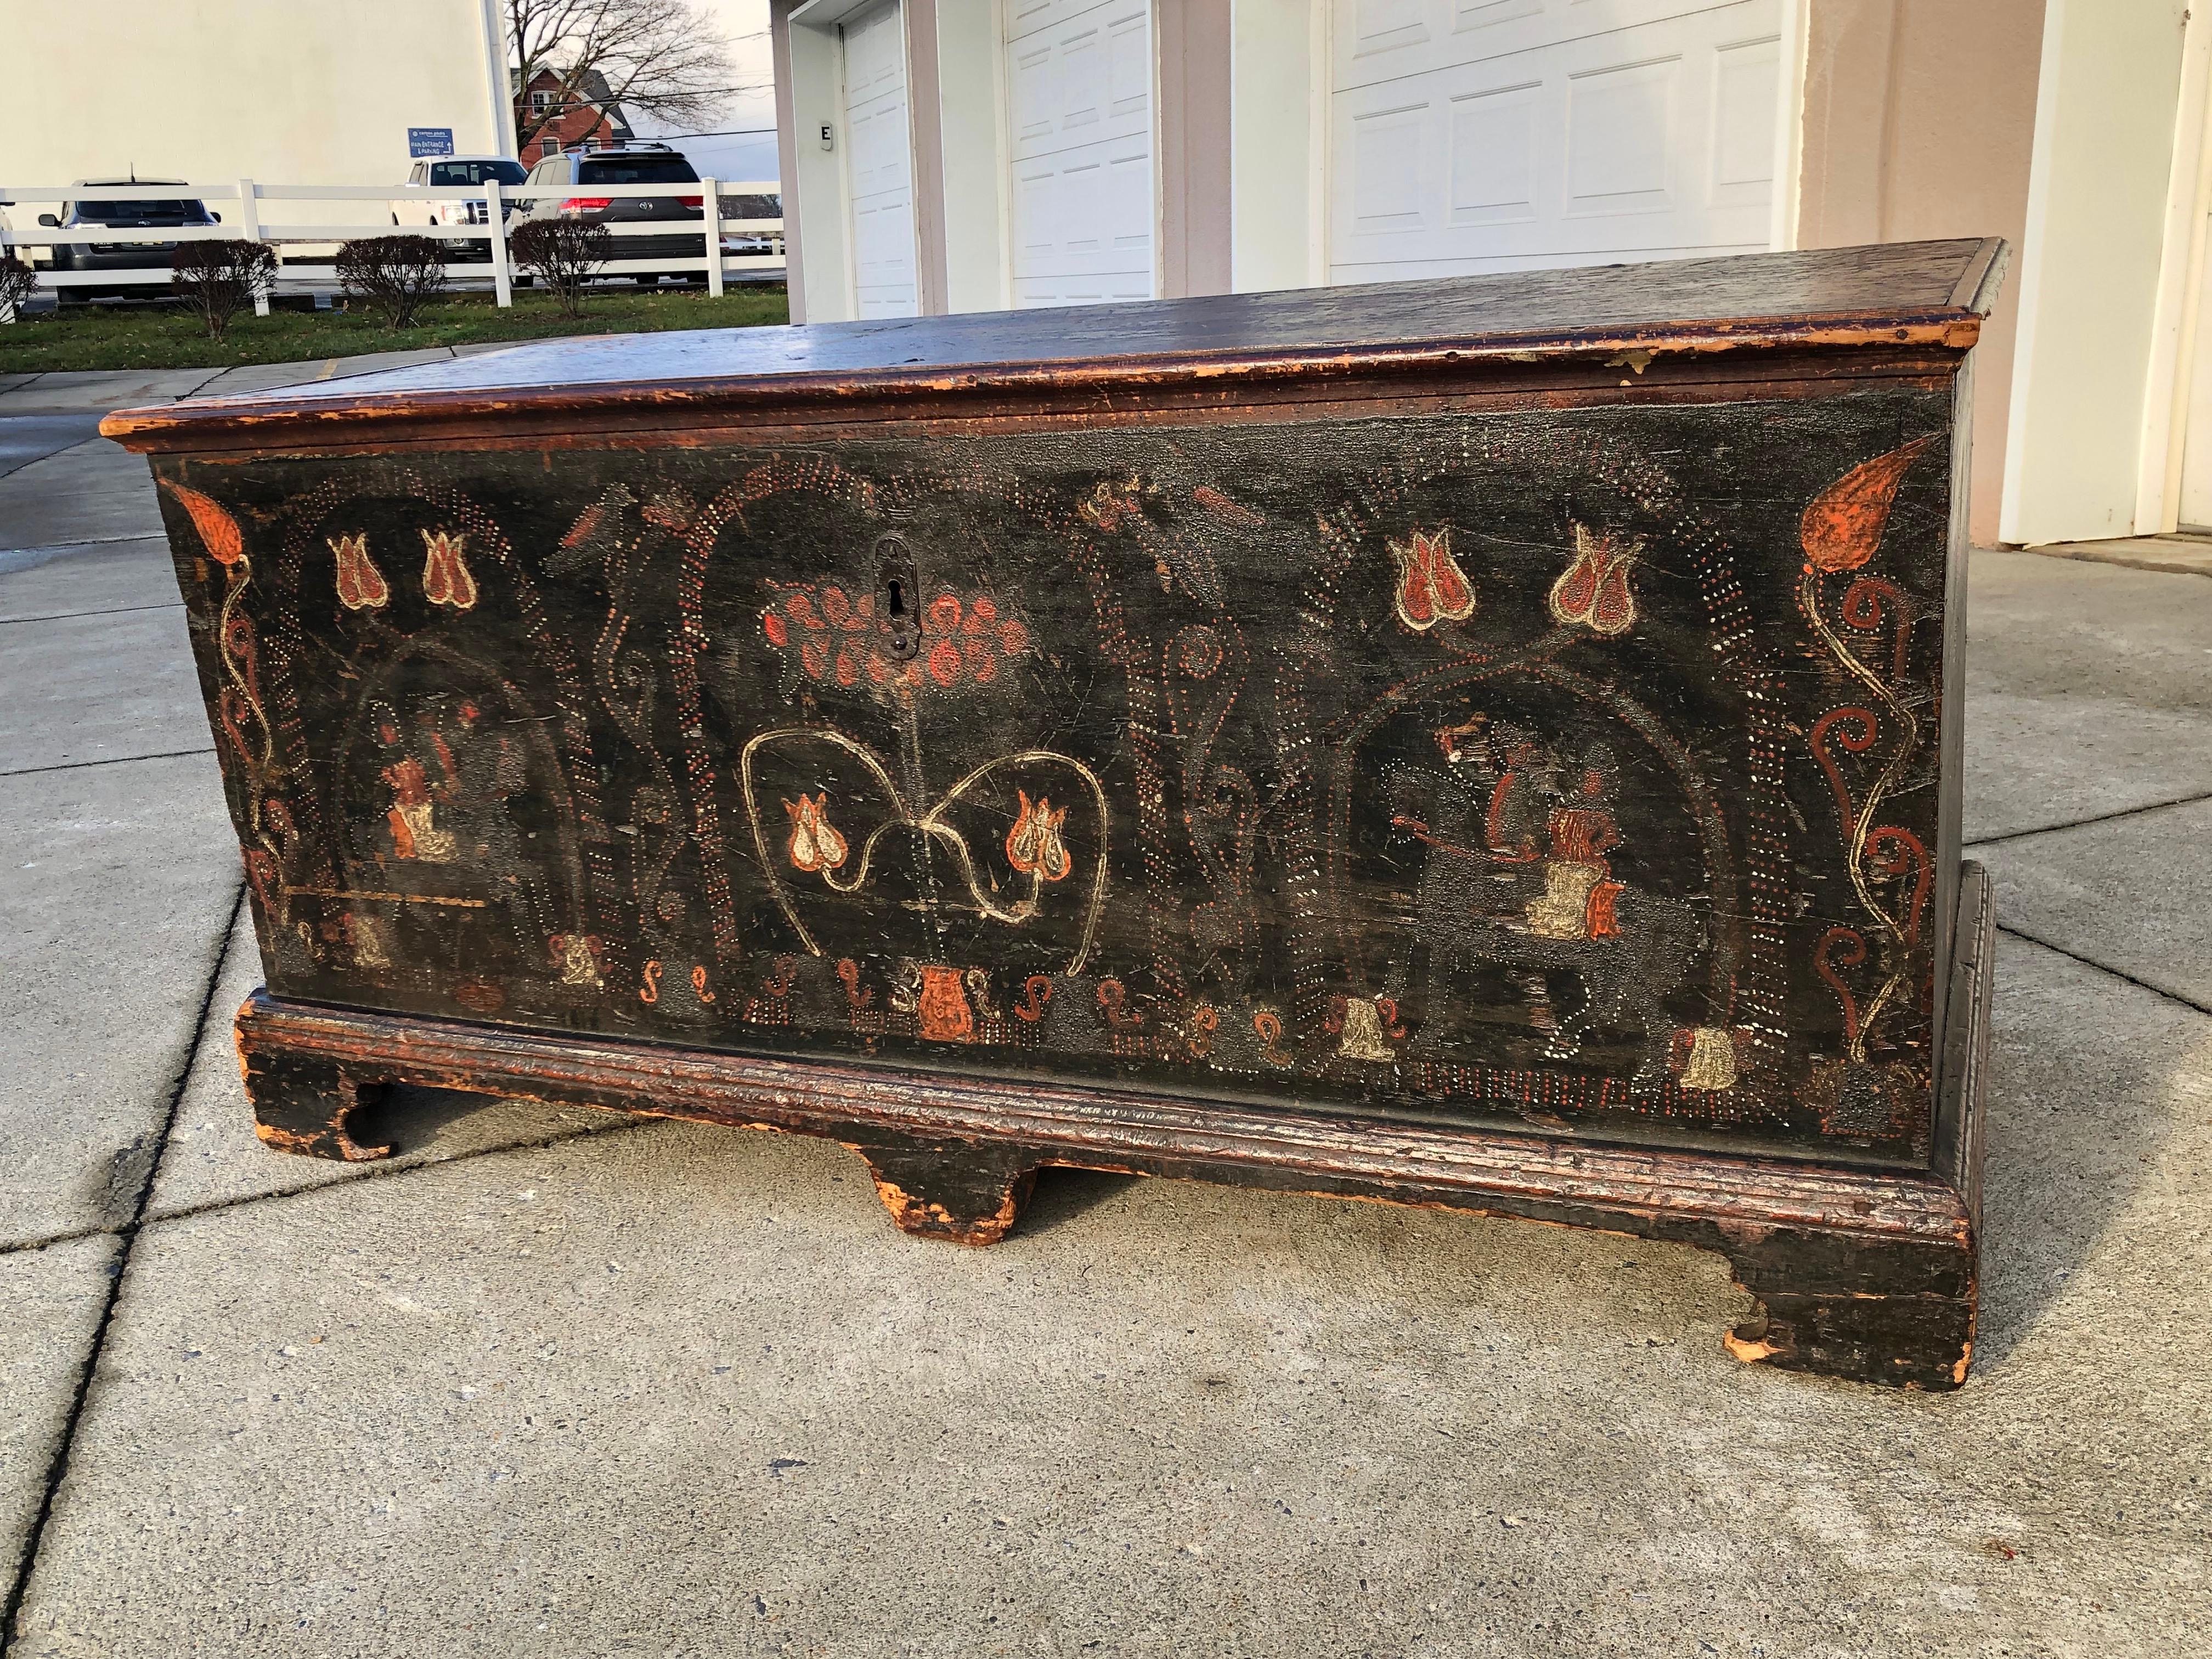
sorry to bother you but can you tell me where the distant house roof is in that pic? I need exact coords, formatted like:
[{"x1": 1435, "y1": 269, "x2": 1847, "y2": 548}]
[{"x1": 510, "y1": 66, "x2": 635, "y2": 142}]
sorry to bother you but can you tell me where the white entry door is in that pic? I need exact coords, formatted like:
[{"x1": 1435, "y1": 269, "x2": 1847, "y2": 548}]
[
  {"x1": 1330, "y1": 0, "x2": 1787, "y2": 284},
  {"x1": 842, "y1": 0, "x2": 918, "y2": 317},
  {"x1": 1004, "y1": 0, "x2": 1156, "y2": 308}
]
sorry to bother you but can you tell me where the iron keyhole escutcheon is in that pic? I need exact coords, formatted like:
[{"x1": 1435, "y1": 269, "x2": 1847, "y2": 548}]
[{"x1": 877, "y1": 532, "x2": 920, "y2": 659}]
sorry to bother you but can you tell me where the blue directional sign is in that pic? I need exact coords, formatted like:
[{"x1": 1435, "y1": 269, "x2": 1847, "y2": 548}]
[{"x1": 408, "y1": 127, "x2": 456, "y2": 158}]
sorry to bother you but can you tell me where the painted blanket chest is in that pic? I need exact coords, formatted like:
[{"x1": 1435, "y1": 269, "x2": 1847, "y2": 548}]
[{"x1": 108, "y1": 239, "x2": 2005, "y2": 1389}]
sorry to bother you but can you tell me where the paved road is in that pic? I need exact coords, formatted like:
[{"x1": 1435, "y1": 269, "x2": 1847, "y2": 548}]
[
  {"x1": 0, "y1": 418, "x2": 106, "y2": 485},
  {"x1": 0, "y1": 367, "x2": 2206, "y2": 1656}
]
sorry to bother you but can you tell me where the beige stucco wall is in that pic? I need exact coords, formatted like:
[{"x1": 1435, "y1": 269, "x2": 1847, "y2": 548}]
[
  {"x1": 1229, "y1": 0, "x2": 1323, "y2": 294},
  {"x1": 2000, "y1": 0, "x2": 2193, "y2": 544},
  {"x1": 1798, "y1": 0, "x2": 2050, "y2": 545},
  {"x1": 0, "y1": 0, "x2": 512, "y2": 223}
]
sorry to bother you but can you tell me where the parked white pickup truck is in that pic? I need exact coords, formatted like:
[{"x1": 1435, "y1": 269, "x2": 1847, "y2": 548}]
[{"x1": 390, "y1": 156, "x2": 528, "y2": 262}]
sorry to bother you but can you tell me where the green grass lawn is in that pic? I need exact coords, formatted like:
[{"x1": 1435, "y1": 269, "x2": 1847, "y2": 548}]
[{"x1": 0, "y1": 284, "x2": 789, "y2": 374}]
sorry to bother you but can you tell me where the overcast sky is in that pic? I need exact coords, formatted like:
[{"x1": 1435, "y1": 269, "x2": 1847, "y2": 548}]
[{"x1": 627, "y1": 0, "x2": 779, "y2": 182}]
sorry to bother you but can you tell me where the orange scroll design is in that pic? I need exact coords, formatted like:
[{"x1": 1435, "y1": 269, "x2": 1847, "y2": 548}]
[{"x1": 1798, "y1": 435, "x2": 1939, "y2": 1059}]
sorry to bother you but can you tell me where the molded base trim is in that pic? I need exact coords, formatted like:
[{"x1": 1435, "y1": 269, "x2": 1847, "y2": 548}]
[{"x1": 236, "y1": 867, "x2": 1994, "y2": 1390}]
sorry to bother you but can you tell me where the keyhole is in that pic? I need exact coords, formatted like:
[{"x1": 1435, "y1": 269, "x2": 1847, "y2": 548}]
[{"x1": 877, "y1": 533, "x2": 920, "y2": 659}]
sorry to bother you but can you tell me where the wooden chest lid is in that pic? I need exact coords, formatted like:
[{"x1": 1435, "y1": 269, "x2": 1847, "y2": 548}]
[{"x1": 104, "y1": 237, "x2": 2006, "y2": 454}]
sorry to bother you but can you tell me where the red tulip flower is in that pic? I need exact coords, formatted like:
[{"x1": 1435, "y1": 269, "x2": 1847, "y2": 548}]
[{"x1": 1389, "y1": 527, "x2": 1475, "y2": 631}]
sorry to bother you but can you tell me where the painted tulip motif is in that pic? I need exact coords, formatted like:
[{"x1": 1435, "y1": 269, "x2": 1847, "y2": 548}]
[
  {"x1": 1387, "y1": 527, "x2": 1475, "y2": 631},
  {"x1": 1801, "y1": 435, "x2": 1934, "y2": 573},
  {"x1": 420, "y1": 529, "x2": 478, "y2": 610},
  {"x1": 783, "y1": 792, "x2": 848, "y2": 873},
  {"x1": 1005, "y1": 789, "x2": 1072, "y2": 883},
  {"x1": 328, "y1": 533, "x2": 389, "y2": 610},
  {"x1": 1548, "y1": 524, "x2": 1641, "y2": 636}
]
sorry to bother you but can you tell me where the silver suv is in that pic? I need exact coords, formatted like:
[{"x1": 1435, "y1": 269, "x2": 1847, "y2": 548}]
[{"x1": 510, "y1": 144, "x2": 707, "y2": 286}]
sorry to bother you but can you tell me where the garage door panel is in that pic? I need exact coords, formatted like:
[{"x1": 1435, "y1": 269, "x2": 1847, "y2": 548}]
[
  {"x1": 1566, "y1": 55, "x2": 1679, "y2": 218},
  {"x1": 1009, "y1": 2, "x2": 1152, "y2": 156},
  {"x1": 1710, "y1": 33, "x2": 1781, "y2": 204},
  {"x1": 1108, "y1": 11, "x2": 1151, "y2": 116},
  {"x1": 1349, "y1": 102, "x2": 1436, "y2": 236},
  {"x1": 1336, "y1": 215, "x2": 1771, "y2": 276},
  {"x1": 1338, "y1": 0, "x2": 1757, "y2": 95},
  {"x1": 844, "y1": 0, "x2": 903, "y2": 92},
  {"x1": 1450, "y1": 82, "x2": 1543, "y2": 229},
  {"x1": 1330, "y1": 242, "x2": 1768, "y2": 287},
  {"x1": 1058, "y1": 28, "x2": 1105, "y2": 131},
  {"x1": 1335, "y1": 212, "x2": 1773, "y2": 285},
  {"x1": 1460, "y1": 0, "x2": 1545, "y2": 31},
  {"x1": 1345, "y1": 0, "x2": 1430, "y2": 65},
  {"x1": 1007, "y1": 0, "x2": 1155, "y2": 309},
  {"x1": 1330, "y1": 0, "x2": 1781, "y2": 285},
  {"x1": 1109, "y1": 149, "x2": 1152, "y2": 250},
  {"x1": 1011, "y1": 43, "x2": 1056, "y2": 145}
]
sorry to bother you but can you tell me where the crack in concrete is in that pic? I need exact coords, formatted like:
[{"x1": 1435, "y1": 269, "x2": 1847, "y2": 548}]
[
  {"x1": 144, "y1": 1114, "x2": 648, "y2": 1234},
  {"x1": 1967, "y1": 788, "x2": 2212, "y2": 849},
  {"x1": 1995, "y1": 923, "x2": 2212, "y2": 1019},
  {"x1": 0, "y1": 748, "x2": 216, "y2": 780},
  {"x1": 0, "y1": 1224, "x2": 122, "y2": 1262},
  {"x1": 0, "y1": 881, "x2": 244, "y2": 1655},
  {"x1": 0, "y1": 1113, "x2": 647, "y2": 1265},
  {"x1": 0, "y1": 602, "x2": 182, "y2": 627}
]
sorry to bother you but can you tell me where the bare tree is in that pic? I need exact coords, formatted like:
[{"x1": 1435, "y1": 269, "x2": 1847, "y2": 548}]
[{"x1": 509, "y1": 0, "x2": 753, "y2": 153}]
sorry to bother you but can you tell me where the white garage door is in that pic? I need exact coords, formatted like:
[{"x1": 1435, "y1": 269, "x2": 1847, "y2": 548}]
[
  {"x1": 842, "y1": 0, "x2": 917, "y2": 317},
  {"x1": 1330, "y1": 0, "x2": 1786, "y2": 284},
  {"x1": 1005, "y1": 0, "x2": 1155, "y2": 308}
]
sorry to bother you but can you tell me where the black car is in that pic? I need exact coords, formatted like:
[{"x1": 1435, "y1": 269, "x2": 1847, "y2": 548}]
[
  {"x1": 35, "y1": 182, "x2": 219, "y2": 302},
  {"x1": 511, "y1": 144, "x2": 708, "y2": 284}
]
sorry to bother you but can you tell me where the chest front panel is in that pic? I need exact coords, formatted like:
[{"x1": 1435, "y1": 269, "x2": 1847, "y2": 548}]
[{"x1": 159, "y1": 387, "x2": 1956, "y2": 1161}]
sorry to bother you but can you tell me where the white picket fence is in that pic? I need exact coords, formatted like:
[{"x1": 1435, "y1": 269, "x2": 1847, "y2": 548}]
[{"x1": 0, "y1": 178, "x2": 783, "y2": 313}]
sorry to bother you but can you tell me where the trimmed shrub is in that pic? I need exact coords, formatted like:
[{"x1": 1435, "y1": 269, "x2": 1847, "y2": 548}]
[
  {"x1": 0, "y1": 255, "x2": 38, "y2": 321},
  {"x1": 170, "y1": 240, "x2": 278, "y2": 340},
  {"x1": 510, "y1": 218, "x2": 611, "y2": 318},
  {"x1": 335, "y1": 234, "x2": 448, "y2": 329}
]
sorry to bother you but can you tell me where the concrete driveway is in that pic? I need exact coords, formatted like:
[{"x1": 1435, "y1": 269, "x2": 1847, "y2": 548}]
[{"x1": 0, "y1": 365, "x2": 2206, "y2": 1657}]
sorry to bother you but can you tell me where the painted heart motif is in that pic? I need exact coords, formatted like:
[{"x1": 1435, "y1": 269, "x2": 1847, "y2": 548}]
[{"x1": 739, "y1": 727, "x2": 1110, "y2": 974}]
